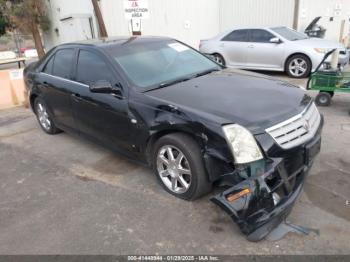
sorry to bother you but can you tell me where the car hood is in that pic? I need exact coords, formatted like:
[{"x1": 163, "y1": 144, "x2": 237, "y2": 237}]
[
  {"x1": 294, "y1": 38, "x2": 345, "y2": 49},
  {"x1": 146, "y1": 69, "x2": 311, "y2": 134}
]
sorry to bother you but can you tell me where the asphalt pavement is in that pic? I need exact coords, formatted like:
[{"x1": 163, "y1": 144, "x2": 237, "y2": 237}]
[{"x1": 0, "y1": 74, "x2": 349, "y2": 255}]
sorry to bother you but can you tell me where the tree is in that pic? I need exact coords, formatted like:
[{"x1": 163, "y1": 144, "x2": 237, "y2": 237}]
[
  {"x1": 0, "y1": 0, "x2": 50, "y2": 58},
  {"x1": 0, "y1": 10, "x2": 10, "y2": 36}
]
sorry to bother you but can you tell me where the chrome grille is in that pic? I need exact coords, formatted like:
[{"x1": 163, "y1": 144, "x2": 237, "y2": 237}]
[{"x1": 266, "y1": 103, "x2": 321, "y2": 149}]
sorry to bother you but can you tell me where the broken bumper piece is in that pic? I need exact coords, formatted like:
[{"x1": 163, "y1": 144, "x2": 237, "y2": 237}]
[{"x1": 211, "y1": 157, "x2": 312, "y2": 242}]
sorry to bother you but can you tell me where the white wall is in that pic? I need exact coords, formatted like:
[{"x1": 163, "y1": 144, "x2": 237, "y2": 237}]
[
  {"x1": 297, "y1": 0, "x2": 350, "y2": 43},
  {"x1": 45, "y1": 0, "x2": 350, "y2": 50},
  {"x1": 219, "y1": 0, "x2": 295, "y2": 31},
  {"x1": 100, "y1": 0, "x2": 296, "y2": 48},
  {"x1": 100, "y1": 0, "x2": 220, "y2": 48},
  {"x1": 43, "y1": 0, "x2": 99, "y2": 49}
]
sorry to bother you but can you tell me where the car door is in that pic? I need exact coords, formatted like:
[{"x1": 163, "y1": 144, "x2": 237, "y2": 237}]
[
  {"x1": 220, "y1": 29, "x2": 250, "y2": 67},
  {"x1": 40, "y1": 48, "x2": 77, "y2": 131},
  {"x1": 245, "y1": 29, "x2": 285, "y2": 69},
  {"x1": 70, "y1": 48, "x2": 132, "y2": 151}
]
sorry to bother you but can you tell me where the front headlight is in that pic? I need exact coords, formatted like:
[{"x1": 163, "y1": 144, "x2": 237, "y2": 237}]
[
  {"x1": 222, "y1": 124, "x2": 264, "y2": 164},
  {"x1": 314, "y1": 48, "x2": 331, "y2": 54}
]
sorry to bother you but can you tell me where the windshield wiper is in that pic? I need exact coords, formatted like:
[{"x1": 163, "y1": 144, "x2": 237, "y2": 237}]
[
  {"x1": 144, "y1": 68, "x2": 220, "y2": 93},
  {"x1": 193, "y1": 68, "x2": 220, "y2": 78},
  {"x1": 144, "y1": 76, "x2": 193, "y2": 92}
]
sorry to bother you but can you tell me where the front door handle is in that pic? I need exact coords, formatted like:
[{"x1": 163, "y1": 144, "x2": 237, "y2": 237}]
[{"x1": 248, "y1": 45, "x2": 254, "y2": 48}]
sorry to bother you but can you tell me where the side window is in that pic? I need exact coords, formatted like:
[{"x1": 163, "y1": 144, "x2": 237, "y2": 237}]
[
  {"x1": 76, "y1": 50, "x2": 115, "y2": 85},
  {"x1": 52, "y1": 49, "x2": 74, "y2": 79},
  {"x1": 43, "y1": 55, "x2": 54, "y2": 74},
  {"x1": 250, "y1": 29, "x2": 275, "y2": 43},
  {"x1": 222, "y1": 29, "x2": 249, "y2": 42}
]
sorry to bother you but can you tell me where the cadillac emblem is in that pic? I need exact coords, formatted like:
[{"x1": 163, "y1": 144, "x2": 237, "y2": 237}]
[{"x1": 303, "y1": 120, "x2": 310, "y2": 132}]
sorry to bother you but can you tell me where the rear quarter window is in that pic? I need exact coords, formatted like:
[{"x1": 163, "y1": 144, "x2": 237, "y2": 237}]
[
  {"x1": 52, "y1": 49, "x2": 75, "y2": 79},
  {"x1": 42, "y1": 55, "x2": 54, "y2": 74},
  {"x1": 222, "y1": 29, "x2": 249, "y2": 42}
]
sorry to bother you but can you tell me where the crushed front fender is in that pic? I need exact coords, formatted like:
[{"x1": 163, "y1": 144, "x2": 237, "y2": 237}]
[{"x1": 211, "y1": 157, "x2": 309, "y2": 242}]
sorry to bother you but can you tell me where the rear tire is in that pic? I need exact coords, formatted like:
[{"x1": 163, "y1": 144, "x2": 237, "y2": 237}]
[
  {"x1": 212, "y1": 53, "x2": 226, "y2": 66},
  {"x1": 152, "y1": 133, "x2": 212, "y2": 200},
  {"x1": 315, "y1": 92, "x2": 332, "y2": 107},
  {"x1": 286, "y1": 54, "x2": 311, "y2": 78},
  {"x1": 34, "y1": 97, "x2": 62, "y2": 135}
]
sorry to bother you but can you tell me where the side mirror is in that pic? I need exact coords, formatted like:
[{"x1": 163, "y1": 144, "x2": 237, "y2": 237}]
[
  {"x1": 90, "y1": 80, "x2": 113, "y2": 93},
  {"x1": 90, "y1": 80, "x2": 122, "y2": 95},
  {"x1": 270, "y1": 37, "x2": 282, "y2": 44}
]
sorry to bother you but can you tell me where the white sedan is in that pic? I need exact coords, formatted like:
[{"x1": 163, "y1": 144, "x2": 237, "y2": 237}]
[{"x1": 199, "y1": 26, "x2": 349, "y2": 78}]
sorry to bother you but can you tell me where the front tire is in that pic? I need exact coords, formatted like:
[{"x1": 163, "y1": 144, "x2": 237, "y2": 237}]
[
  {"x1": 34, "y1": 97, "x2": 61, "y2": 135},
  {"x1": 152, "y1": 133, "x2": 212, "y2": 200},
  {"x1": 286, "y1": 54, "x2": 311, "y2": 78}
]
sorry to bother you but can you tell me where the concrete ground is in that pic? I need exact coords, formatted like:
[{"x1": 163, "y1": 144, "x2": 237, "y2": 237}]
[{"x1": 0, "y1": 73, "x2": 349, "y2": 255}]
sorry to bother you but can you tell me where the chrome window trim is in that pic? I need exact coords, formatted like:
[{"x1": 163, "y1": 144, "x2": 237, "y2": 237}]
[{"x1": 41, "y1": 72, "x2": 89, "y2": 87}]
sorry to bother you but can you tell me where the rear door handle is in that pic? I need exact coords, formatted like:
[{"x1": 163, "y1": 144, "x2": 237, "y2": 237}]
[
  {"x1": 72, "y1": 93, "x2": 83, "y2": 101},
  {"x1": 248, "y1": 45, "x2": 254, "y2": 48},
  {"x1": 42, "y1": 81, "x2": 50, "y2": 87}
]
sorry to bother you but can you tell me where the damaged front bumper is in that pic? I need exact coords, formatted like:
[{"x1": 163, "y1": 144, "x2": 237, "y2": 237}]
[{"x1": 211, "y1": 134, "x2": 321, "y2": 242}]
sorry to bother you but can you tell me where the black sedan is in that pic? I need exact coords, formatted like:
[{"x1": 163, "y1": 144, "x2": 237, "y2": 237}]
[{"x1": 24, "y1": 37, "x2": 323, "y2": 241}]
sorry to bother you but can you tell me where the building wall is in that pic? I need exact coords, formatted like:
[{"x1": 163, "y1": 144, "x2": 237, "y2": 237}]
[
  {"x1": 219, "y1": 0, "x2": 295, "y2": 31},
  {"x1": 100, "y1": 0, "x2": 220, "y2": 48},
  {"x1": 44, "y1": 0, "x2": 350, "y2": 50},
  {"x1": 43, "y1": 0, "x2": 99, "y2": 50},
  {"x1": 297, "y1": 0, "x2": 350, "y2": 43},
  {"x1": 100, "y1": 0, "x2": 296, "y2": 48}
]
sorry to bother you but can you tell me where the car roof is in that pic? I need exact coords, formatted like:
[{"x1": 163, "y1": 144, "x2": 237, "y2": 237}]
[{"x1": 60, "y1": 36, "x2": 173, "y2": 48}]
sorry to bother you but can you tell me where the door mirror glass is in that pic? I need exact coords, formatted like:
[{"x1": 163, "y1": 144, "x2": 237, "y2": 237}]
[
  {"x1": 270, "y1": 37, "x2": 281, "y2": 44},
  {"x1": 90, "y1": 80, "x2": 114, "y2": 93}
]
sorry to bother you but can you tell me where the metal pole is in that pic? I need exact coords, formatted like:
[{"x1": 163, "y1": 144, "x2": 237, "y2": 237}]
[
  {"x1": 293, "y1": 0, "x2": 300, "y2": 30},
  {"x1": 13, "y1": 30, "x2": 21, "y2": 57},
  {"x1": 91, "y1": 0, "x2": 108, "y2": 38}
]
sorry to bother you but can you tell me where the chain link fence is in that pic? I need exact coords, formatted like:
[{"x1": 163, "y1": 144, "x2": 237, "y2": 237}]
[{"x1": 0, "y1": 31, "x2": 35, "y2": 57}]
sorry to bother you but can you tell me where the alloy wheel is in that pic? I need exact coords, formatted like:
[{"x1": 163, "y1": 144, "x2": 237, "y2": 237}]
[
  {"x1": 36, "y1": 102, "x2": 51, "y2": 131},
  {"x1": 156, "y1": 145, "x2": 192, "y2": 194},
  {"x1": 288, "y1": 58, "x2": 308, "y2": 77}
]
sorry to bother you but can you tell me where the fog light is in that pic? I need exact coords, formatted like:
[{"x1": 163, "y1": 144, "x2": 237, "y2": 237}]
[
  {"x1": 226, "y1": 188, "x2": 250, "y2": 202},
  {"x1": 272, "y1": 192, "x2": 281, "y2": 205}
]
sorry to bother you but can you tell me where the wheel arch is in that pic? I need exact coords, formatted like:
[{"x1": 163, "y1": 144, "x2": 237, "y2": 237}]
[
  {"x1": 144, "y1": 127, "x2": 234, "y2": 183},
  {"x1": 284, "y1": 52, "x2": 312, "y2": 71},
  {"x1": 145, "y1": 129, "x2": 205, "y2": 166},
  {"x1": 29, "y1": 93, "x2": 38, "y2": 112}
]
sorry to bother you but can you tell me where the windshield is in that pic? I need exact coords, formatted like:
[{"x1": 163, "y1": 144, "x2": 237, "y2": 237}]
[
  {"x1": 104, "y1": 40, "x2": 220, "y2": 91},
  {"x1": 270, "y1": 27, "x2": 309, "y2": 41}
]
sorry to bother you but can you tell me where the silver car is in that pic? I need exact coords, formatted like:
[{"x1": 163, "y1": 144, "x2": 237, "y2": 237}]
[{"x1": 199, "y1": 26, "x2": 349, "y2": 78}]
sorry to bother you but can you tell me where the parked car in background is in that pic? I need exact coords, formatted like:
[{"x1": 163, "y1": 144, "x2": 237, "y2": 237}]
[
  {"x1": 200, "y1": 26, "x2": 349, "y2": 78},
  {"x1": 24, "y1": 37, "x2": 323, "y2": 241}
]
